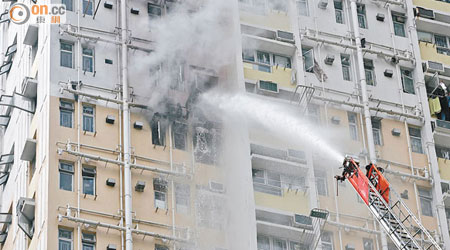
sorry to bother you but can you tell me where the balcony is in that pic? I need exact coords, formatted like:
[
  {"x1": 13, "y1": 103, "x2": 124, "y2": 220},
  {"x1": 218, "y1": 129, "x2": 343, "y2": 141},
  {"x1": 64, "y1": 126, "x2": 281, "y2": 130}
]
[{"x1": 419, "y1": 43, "x2": 450, "y2": 66}]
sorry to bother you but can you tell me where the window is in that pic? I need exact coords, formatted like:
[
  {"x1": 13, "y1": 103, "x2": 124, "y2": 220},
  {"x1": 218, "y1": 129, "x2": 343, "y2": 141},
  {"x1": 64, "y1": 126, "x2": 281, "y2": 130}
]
[
  {"x1": 273, "y1": 239, "x2": 287, "y2": 250},
  {"x1": 297, "y1": 0, "x2": 309, "y2": 16},
  {"x1": 306, "y1": 104, "x2": 320, "y2": 124},
  {"x1": 59, "y1": 162, "x2": 74, "y2": 191},
  {"x1": 417, "y1": 31, "x2": 433, "y2": 43},
  {"x1": 372, "y1": 118, "x2": 382, "y2": 145},
  {"x1": 82, "y1": 232, "x2": 95, "y2": 250},
  {"x1": 155, "y1": 245, "x2": 169, "y2": 250},
  {"x1": 321, "y1": 231, "x2": 333, "y2": 250},
  {"x1": 82, "y1": 0, "x2": 94, "y2": 15},
  {"x1": 418, "y1": 187, "x2": 433, "y2": 216},
  {"x1": 341, "y1": 54, "x2": 351, "y2": 81},
  {"x1": 60, "y1": 100, "x2": 74, "y2": 128},
  {"x1": 62, "y1": 0, "x2": 73, "y2": 11},
  {"x1": 434, "y1": 35, "x2": 450, "y2": 55},
  {"x1": 334, "y1": 0, "x2": 344, "y2": 24},
  {"x1": 401, "y1": 68, "x2": 414, "y2": 94},
  {"x1": 273, "y1": 55, "x2": 291, "y2": 68},
  {"x1": 154, "y1": 178, "x2": 168, "y2": 209},
  {"x1": 148, "y1": 3, "x2": 162, "y2": 17},
  {"x1": 5, "y1": 42, "x2": 17, "y2": 57},
  {"x1": 151, "y1": 114, "x2": 166, "y2": 146},
  {"x1": 302, "y1": 48, "x2": 314, "y2": 72},
  {"x1": 409, "y1": 127, "x2": 423, "y2": 153},
  {"x1": 82, "y1": 105, "x2": 95, "y2": 132},
  {"x1": 259, "y1": 81, "x2": 278, "y2": 92},
  {"x1": 357, "y1": 4, "x2": 367, "y2": 29},
  {"x1": 243, "y1": 49, "x2": 255, "y2": 62},
  {"x1": 347, "y1": 112, "x2": 358, "y2": 140},
  {"x1": 314, "y1": 169, "x2": 328, "y2": 196},
  {"x1": 173, "y1": 121, "x2": 187, "y2": 150},
  {"x1": 252, "y1": 169, "x2": 282, "y2": 196},
  {"x1": 363, "y1": 238, "x2": 374, "y2": 250},
  {"x1": 392, "y1": 14, "x2": 406, "y2": 37},
  {"x1": 257, "y1": 51, "x2": 271, "y2": 72},
  {"x1": 175, "y1": 183, "x2": 190, "y2": 213},
  {"x1": 58, "y1": 228, "x2": 73, "y2": 250},
  {"x1": 436, "y1": 146, "x2": 450, "y2": 160},
  {"x1": 364, "y1": 59, "x2": 375, "y2": 86},
  {"x1": 60, "y1": 41, "x2": 73, "y2": 68},
  {"x1": 258, "y1": 235, "x2": 270, "y2": 250},
  {"x1": 82, "y1": 48, "x2": 94, "y2": 73},
  {"x1": 82, "y1": 167, "x2": 96, "y2": 195},
  {"x1": 0, "y1": 61, "x2": 12, "y2": 75}
]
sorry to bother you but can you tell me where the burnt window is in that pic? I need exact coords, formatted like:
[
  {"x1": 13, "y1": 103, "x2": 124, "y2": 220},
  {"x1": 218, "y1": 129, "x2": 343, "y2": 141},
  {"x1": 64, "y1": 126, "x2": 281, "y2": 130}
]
[
  {"x1": 151, "y1": 113, "x2": 166, "y2": 146},
  {"x1": 173, "y1": 121, "x2": 187, "y2": 150}
]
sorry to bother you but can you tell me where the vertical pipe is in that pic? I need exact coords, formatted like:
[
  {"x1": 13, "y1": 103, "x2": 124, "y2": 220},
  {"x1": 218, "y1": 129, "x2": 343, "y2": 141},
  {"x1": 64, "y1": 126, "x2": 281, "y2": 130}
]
[
  {"x1": 169, "y1": 124, "x2": 176, "y2": 245},
  {"x1": 348, "y1": 1, "x2": 387, "y2": 249},
  {"x1": 348, "y1": 0, "x2": 376, "y2": 164},
  {"x1": 120, "y1": 0, "x2": 133, "y2": 248},
  {"x1": 76, "y1": 0, "x2": 82, "y2": 248}
]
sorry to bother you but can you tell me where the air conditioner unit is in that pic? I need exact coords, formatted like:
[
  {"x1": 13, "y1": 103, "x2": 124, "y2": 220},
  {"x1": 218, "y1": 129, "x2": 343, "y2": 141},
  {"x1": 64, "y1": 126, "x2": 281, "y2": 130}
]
[
  {"x1": 324, "y1": 55, "x2": 335, "y2": 65},
  {"x1": 424, "y1": 61, "x2": 444, "y2": 73},
  {"x1": 209, "y1": 181, "x2": 225, "y2": 193},
  {"x1": 134, "y1": 121, "x2": 144, "y2": 130},
  {"x1": 276, "y1": 30, "x2": 294, "y2": 43},
  {"x1": 417, "y1": 7, "x2": 435, "y2": 19},
  {"x1": 318, "y1": 0, "x2": 328, "y2": 9},
  {"x1": 293, "y1": 214, "x2": 313, "y2": 230}
]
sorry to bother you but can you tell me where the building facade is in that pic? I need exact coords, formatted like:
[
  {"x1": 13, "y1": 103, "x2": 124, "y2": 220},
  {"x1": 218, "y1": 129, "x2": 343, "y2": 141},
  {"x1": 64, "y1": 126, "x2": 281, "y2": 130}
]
[{"x1": 0, "y1": 0, "x2": 449, "y2": 249}]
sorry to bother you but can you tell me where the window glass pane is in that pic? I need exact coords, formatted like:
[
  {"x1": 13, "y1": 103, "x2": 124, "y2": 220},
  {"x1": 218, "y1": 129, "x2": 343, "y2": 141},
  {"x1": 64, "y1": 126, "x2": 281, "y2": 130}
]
[
  {"x1": 61, "y1": 51, "x2": 72, "y2": 68},
  {"x1": 60, "y1": 110, "x2": 73, "y2": 128},
  {"x1": 435, "y1": 35, "x2": 448, "y2": 48},
  {"x1": 83, "y1": 116, "x2": 94, "y2": 132},
  {"x1": 267, "y1": 172, "x2": 281, "y2": 187},
  {"x1": 274, "y1": 55, "x2": 291, "y2": 68},
  {"x1": 83, "y1": 56, "x2": 93, "y2": 72},
  {"x1": 373, "y1": 129, "x2": 381, "y2": 145},
  {"x1": 402, "y1": 75, "x2": 414, "y2": 94},
  {"x1": 365, "y1": 70, "x2": 375, "y2": 86},
  {"x1": 252, "y1": 169, "x2": 265, "y2": 184},
  {"x1": 257, "y1": 235, "x2": 270, "y2": 250},
  {"x1": 62, "y1": 0, "x2": 73, "y2": 11},
  {"x1": 243, "y1": 50, "x2": 255, "y2": 61},
  {"x1": 60, "y1": 172, "x2": 73, "y2": 191},
  {"x1": 302, "y1": 48, "x2": 313, "y2": 72},
  {"x1": 297, "y1": 0, "x2": 309, "y2": 16},
  {"x1": 59, "y1": 241, "x2": 72, "y2": 250},
  {"x1": 273, "y1": 239, "x2": 287, "y2": 250},
  {"x1": 417, "y1": 31, "x2": 433, "y2": 43},
  {"x1": 394, "y1": 22, "x2": 405, "y2": 37},
  {"x1": 83, "y1": 177, "x2": 95, "y2": 195},
  {"x1": 82, "y1": 244, "x2": 94, "y2": 250},
  {"x1": 83, "y1": 0, "x2": 93, "y2": 15},
  {"x1": 358, "y1": 14, "x2": 367, "y2": 28},
  {"x1": 61, "y1": 43, "x2": 73, "y2": 51},
  {"x1": 257, "y1": 51, "x2": 270, "y2": 65}
]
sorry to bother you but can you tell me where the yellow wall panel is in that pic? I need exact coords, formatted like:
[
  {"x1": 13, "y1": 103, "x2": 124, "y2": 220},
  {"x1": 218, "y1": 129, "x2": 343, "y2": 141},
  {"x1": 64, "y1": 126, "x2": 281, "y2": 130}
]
[{"x1": 254, "y1": 190, "x2": 310, "y2": 214}]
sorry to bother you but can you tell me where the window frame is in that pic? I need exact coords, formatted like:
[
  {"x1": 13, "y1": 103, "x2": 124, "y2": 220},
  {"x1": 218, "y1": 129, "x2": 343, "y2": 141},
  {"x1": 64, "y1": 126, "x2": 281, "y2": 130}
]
[
  {"x1": 363, "y1": 238, "x2": 374, "y2": 250},
  {"x1": 297, "y1": 0, "x2": 309, "y2": 16},
  {"x1": 60, "y1": 41, "x2": 74, "y2": 68},
  {"x1": 357, "y1": 4, "x2": 367, "y2": 29},
  {"x1": 409, "y1": 127, "x2": 423, "y2": 154},
  {"x1": 82, "y1": 47, "x2": 94, "y2": 73},
  {"x1": 252, "y1": 168, "x2": 282, "y2": 196},
  {"x1": 62, "y1": 0, "x2": 73, "y2": 11},
  {"x1": 372, "y1": 118, "x2": 382, "y2": 146},
  {"x1": 82, "y1": 105, "x2": 95, "y2": 133},
  {"x1": 334, "y1": 0, "x2": 344, "y2": 24},
  {"x1": 321, "y1": 231, "x2": 334, "y2": 250},
  {"x1": 0, "y1": 61, "x2": 12, "y2": 76},
  {"x1": 58, "y1": 228, "x2": 73, "y2": 250},
  {"x1": 418, "y1": 187, "x2": 433, "y2": 217},
  {"x1": 302, "y1": 47, "x2": 314, "y2": 73},
  {"x1": 347, "y1": 112, "x2": 358, "y2": 141},
  {"x1": 81, "y1": 232, "x2": 96, "y2": 250},
  {"x1": 82, "y1": 0, "x2": 94, "y2": 15},
  {"x1": 401, "y1": 68, "x2": 415, "y2": 94},
  {"x1": 175, "y1": 183, "x2": 190, "y2": 214},
  {"x1": 82, "y1": 167, "x2": 96, "y2": 196},
  {"x1": 173, "y1": 121, "x2": 187, "y2": 150},
  {"x1": 364, "y1": 59, "x2": 376, "y2": 86},
  {"x1": 154, "y1": 178, "x2": 168, "y2": 209},
  {"x1": 60, "y1": 100, "x2": 74, "y2": 128},
  {"x1": 392, "y1": 13, "x2": 406, "y2": 37},
  {"x1": 314, "y1": 169, "x2": 328, "y2": 196},
  {"x1": 340, "y1": 54, "x2": 351, "y2": 81},
  {"x1": 151, "y1": 115, "x2": 166, "y2": 146},
  {"x1": 59, "y1": 162, "x2": 74, "y2": 192}
]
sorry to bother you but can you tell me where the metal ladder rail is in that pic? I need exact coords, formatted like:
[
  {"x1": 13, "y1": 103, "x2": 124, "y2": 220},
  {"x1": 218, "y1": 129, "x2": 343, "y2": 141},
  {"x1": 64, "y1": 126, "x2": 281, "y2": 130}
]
[
  {"x1": 388, "y1": 187, "x2": 441, "y2": 249},
  {"x1": 364, "y1": 179, "x2": 423, "y2": 250},
  {"x1": 368, "y1": 190, "x2": 419, "y2": 250}
]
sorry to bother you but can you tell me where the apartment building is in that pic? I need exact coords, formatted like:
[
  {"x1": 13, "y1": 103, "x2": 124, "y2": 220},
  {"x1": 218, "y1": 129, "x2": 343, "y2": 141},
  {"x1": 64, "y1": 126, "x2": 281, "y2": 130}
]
[
  {"x1": 0, "y1": 0, "x2": 448, "y2": 250},
  {"x1": 412, "y1": 0, "x2": 450, "y2": 244}
]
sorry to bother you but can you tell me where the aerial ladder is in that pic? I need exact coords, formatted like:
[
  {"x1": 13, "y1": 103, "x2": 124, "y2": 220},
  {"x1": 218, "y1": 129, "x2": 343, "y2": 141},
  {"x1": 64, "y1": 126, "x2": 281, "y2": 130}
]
[{"x1": 335, "y1": 156, "x2": 442, "y2": 250}]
